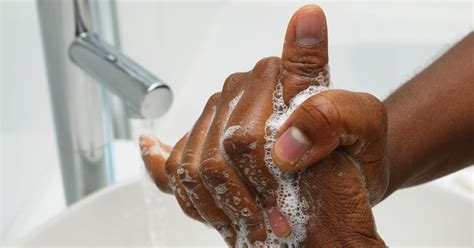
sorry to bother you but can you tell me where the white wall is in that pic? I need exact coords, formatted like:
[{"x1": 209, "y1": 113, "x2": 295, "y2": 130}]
[
  {"x1": 131, "y1": 1, "x2": 472, "y2": 144},
  {"x1": 1, "y1": 0, "x2": 472, "y2": 243},
  {"x1": 1, "y1": 0, "x2": 64, "y2": 242}
]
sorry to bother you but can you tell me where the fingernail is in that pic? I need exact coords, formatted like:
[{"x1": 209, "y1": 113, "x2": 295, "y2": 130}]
[
  {"x1": 268, "y1": 208, "x2": 291, "y2": 238},
  {"x1": 295, "y1": 7, "x2": 325, "y2": 46},
  {"x1": 273, "y1": 127, "x2": 311, "y2": 170}
]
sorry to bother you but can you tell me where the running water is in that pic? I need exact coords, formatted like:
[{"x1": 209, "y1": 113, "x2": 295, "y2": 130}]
[
  {"x1": 140, "y1": 177, "x2": 167, "y2": 246},
  {"x1": 139, "y1": 120, "x2": 170, "y2": 247}
]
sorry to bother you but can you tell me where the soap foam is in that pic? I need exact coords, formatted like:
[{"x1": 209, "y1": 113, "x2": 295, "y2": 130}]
[
  {"x1": 261, "y1": 83, "x2": 328, "y2": 247},
  {"x1": 219, "y1": 79, "x2": 330, "y2": 247}
]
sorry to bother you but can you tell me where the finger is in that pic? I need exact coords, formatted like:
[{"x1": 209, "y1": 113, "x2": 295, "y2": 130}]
[
  {"x1": 224, "y1": 58, "x2": 280, "y2": 206},
  {"x1": 281, "y1": 5, "x2": 330, "y2": 103},
  {"x1": 200, "y1": 83, "x2": 267, "y2": 244},
  {"x1": 225, "y1": 58, "x2": 309, "y2": 239},
  {"x1": 272, "y1": 90, "x2": 388, "y2": 203},
  {"x1": 165, "y1": 135, "x2": 205, "y2": 222},
  {"x1": 139, "y1": 135, "x2": 172, "y2": 194},
  {"x1": 223, "y1": 59, "x2": 293, "y2": 239},
  {"x1": 178, "y1": 93, "x2": 238, "y2": 246}
]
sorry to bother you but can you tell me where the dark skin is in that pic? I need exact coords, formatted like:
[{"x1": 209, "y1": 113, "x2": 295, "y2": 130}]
[
  {"x1": 139, "y1": 5, "x2": 473, "y2": 247},
  {"x1": 384, "y1": 31, "x2": 474, "y2": 197}
]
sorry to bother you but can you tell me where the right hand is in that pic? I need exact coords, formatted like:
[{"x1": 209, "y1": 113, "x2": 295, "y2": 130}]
[{"x1": 140, "y1": 5, "x2": 388, "y2": 247}]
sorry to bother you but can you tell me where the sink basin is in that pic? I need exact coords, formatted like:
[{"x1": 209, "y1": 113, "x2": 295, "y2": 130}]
[{"x1": 13, "y1": 176, "x2": 472, "y2": 247}]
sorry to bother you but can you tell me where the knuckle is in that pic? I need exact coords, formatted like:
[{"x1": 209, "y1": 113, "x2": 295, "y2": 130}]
[
  {"x1": 284, "y1": 60, "x2": 327, "y2": 77},
  {"x1": 164, "y1": 158, "x2": 178, "y2": 177},
  {"x1": 199, "y1": 157, "x2": 229, "y2": 187},
  {"x1": 253, "y1": 56, "x2": 281, "y2": 72},
  {"x1": 283, "y1": 48, "x2": 329, "y2": 77},
  {"x1": 223, "y1": 125, "x2": 262, "y2": 154},
  {"x1": 206, "y1": 92, "x2": 222, "y2": 108},
  {"x1": 222, "y1": 138, "x2": 237, "y2": 158},
  {"x1": 222, "y1": 72, "x2": 247, "y2": 93},
  {"x1": 164, "y1": 159, "x2": 179, "y2": 192},
  {"x1": 358, "y1": 92, "x2": 383, "y2": 107},
  {"x1": 178, "y1": 165, "x2": 200, "y2": 190},
  {"x1": 302, "y1": 92, "x2": 341, "y2": 130}
]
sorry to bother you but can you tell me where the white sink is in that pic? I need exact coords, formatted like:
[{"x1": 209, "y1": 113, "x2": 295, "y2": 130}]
[{"x1": 13, "y1": 176, "x2": 473, "y2": 247}]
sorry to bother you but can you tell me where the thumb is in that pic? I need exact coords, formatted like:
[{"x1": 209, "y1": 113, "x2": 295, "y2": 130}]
[
  {"x1": 281, "y1": 5, "x2": 330, "y2": 103},
  {"x1": 271, "y1": 90, "x2": 387, "y2": 173}
]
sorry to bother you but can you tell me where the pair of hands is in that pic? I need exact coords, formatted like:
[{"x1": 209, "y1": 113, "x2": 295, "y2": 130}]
[{"x1": 140, "y1": 5, "x2": 388, "y2": 247}]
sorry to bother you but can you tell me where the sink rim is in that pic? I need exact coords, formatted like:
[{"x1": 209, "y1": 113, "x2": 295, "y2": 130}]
[{"x1": 12, "y1": 175, "x2": 473, "y2": 246}]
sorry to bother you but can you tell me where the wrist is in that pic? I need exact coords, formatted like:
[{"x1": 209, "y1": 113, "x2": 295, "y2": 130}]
[{"x1": 380, "y1": 100, "x2": 406, "y2": 200}]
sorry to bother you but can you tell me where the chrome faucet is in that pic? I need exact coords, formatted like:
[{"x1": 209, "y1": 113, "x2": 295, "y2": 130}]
[{"x1": 37, "y1": 0, "x2": 172, "y2": 204}]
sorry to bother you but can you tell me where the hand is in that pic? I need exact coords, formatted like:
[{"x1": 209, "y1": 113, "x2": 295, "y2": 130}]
[{"x1": 140, "y1": 5, "x2": 388, "y2": 247}]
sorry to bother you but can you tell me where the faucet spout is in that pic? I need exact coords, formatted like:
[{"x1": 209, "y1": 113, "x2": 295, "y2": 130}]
[
  {"x1": 69, "y1": 32, "x2": 173, "y2": 119},
  {"x1": 69, "y1": 0, "x2": 172, "y2": 119}
]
